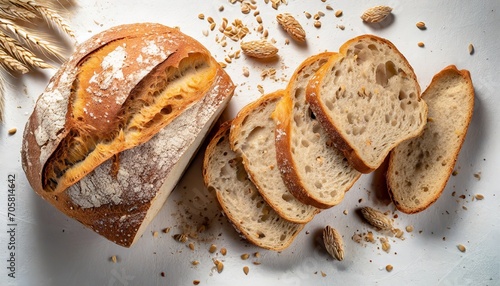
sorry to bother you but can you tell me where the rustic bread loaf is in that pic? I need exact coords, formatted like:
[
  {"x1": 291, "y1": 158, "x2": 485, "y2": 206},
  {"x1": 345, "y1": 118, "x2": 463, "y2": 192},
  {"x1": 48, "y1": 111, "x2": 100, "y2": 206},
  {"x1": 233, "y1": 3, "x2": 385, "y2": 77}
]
[
  {"x1": 387, "y1": 65, "x2": 474, "y2": 213},
  {"x1": 21, "y1": 23, "x2": 235, "y2": 247},
  {"x1": 307, "y1": 35, "x2": 428, "y2": 173},
  {"x1": 272, "y1": 53, "x2": 361, "y2": 208},
  {"x1": 203, "y1": 122, "x2": 304, "y2": 251},
  {"x1": 229, "y1": 91, "x2": 319, "y2": 223}
]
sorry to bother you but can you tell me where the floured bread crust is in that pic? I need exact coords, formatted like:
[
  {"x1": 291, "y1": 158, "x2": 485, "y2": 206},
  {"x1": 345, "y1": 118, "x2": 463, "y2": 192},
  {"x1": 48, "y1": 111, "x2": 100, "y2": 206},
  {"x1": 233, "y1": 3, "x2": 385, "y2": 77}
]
[{"x1": 21, "y1": 23, "x2": 235, "y2": 247}]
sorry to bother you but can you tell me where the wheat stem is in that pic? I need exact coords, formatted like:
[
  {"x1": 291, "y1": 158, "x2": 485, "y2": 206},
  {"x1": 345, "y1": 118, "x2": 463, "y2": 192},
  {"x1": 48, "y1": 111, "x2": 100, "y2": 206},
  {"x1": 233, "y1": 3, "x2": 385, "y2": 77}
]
[
  {"x1": 0, "y1": 49, "x2": 28, "y2": 73},
  {"x1": 0, "y1": 30, "x2": 52, "y2": 69},
  {"x1": 0, "y1": 18, "x2": 64, "y2": 60},
  {"x1": 0, "y1": 73, "x2": 4, "y2": 123}
]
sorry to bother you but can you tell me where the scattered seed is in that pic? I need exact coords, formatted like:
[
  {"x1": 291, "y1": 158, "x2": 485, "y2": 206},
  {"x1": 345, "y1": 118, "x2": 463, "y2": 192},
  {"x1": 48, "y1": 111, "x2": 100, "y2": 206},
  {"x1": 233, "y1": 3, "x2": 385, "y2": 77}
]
[
  {"x1": 457, "y1": 244, "x2": 466, "y2": 252},
  {"x1": 241, "y1": 253, "x2": 250, "y2": 260},
  {"x1": 111, "y1": 255, "x2": 117, "y2": 263},
  {"x1": 188, "y1": 243, "x2": 195, "y2": 250},
  {"x1": 393, "y1": 228, "x2": 404, "y2": 239},
  {"x1": 8, "y1": 128, "x2": 17, "y2": 135},
  {"x1": 207, "y1": 16, "x2": 214, "y2": 24},
  {"x1": 314, "y1": 20, "x2": 321, "y2": 28},
  {"x1": 210, "y1": 22, "x2": 216, "y2": 31},
  {"x1": 191, "y1": 260, "x2": 200, "y2": 266},
  {"x1": 220, "y1": 248, "x2": 227, "y2": 256},
  {"x1": 386, "y1": 264, "x2": 393, "y2": 272},
  {"x1": 326, "y1": 5, "x2": 333, "y2": 11},
  {"x1": 474, "y1": 172, "x2": 481, "y2": 180},
  {"x1": 352, "y1": 233, "x2": 362, "y2": 243},
  {"x1": 219, "y1": 5, "x2": 224, "y2": 12},
  {"x1": 335, "y1": 10, "x2": 343, "y2": 17},
  {"x1": 323, "y1": 225, "x2": 344, "y2": 261},
  {"x1": 254, "y1": 252, "x2": 260, "y2": 258},
  {"x1": 405, "y1": 225, "x2": 414, "y2": 233},
  {"x1": 468, "y1": 43, "x2": 475, "y2": 55},
  {"x1": 365, "y1": 231, "x2": 375, "y2": 243},
  {"x1": 256, "y1": 16, "x2": 262, "y2": 24},
  {"x1": 198, "y1": 13, "x2": 205, "y2": 20},
  {"x1": 173, "y1": 233, "x2": 188, "y2": 243},
  {"x1": 153, "y1": 231, "x2": 159, "y2": 238},
  {"x1": 202, "y1": 30, "x2": 209, "y2": 37},
  {"x1": 416, "y1": 21, "x2": 426, "y2": 29},
  {"x1": 242, "y1": 67, "x2": 250, "y2": 77},
  {"x1": 321, "y1": 271, "x2": 327, "y2": 277},
  {"x1": 253, "y1": 261, "x2": 261, "y2": 265},
  {"x1": 314, "y1": 13, "x2": 320, "y2": 20},
  {"x1": 380, "y1": 237, "x2": 391, "y2": 252},
  {"x1": 361, "y1": 5, "x2": 393, "y2": 23},
  {"x1": 361, "y1": 207, "x2": 393, "y2": 230},
  {"x1": 304, "y1": 12, "x2": 312, "y2": 19},
  {"x1": 318, "y1": 11, "x2": 325, "y2": 17},
  {"x1": 475, "y1": 194, "x2": 484, "y2": 200},
  {"x1": 243, "y1": 266, "x2": 249, "y2": 275},
  {"x1": 452, "y1": 170, "x2": 458, "y2": 176},
  {"x1": 343, "y1": 209, "x2": 348, "y2": 215},
  {"x1": 193, "y1": 280, "x2": 200, "y2": 285},
  {"x1": 338, "y1": 25, "x2": 345, "y2": 30},
  {"x1": 209, "y1": 244, "x2": 217, "y2": 253},
  {"x1": 214, "y1": 259, "x2": 224, "y2": 273},
  {"x1": 418, "y1": 42, "x2": 425, "y2": 47}
]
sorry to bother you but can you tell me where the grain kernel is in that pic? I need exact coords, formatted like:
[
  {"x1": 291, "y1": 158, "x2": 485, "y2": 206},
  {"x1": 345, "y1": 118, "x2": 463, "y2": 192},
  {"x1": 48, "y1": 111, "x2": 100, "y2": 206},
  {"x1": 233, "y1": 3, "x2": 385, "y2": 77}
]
[
  {"x1": 416, "y1": 21, "x2": 426, "y2": 29},
  {"x1": 335, "y1": 10, "x2": 343, "y2": 17},
  {"x1": 457, "y1": 244, "x2": 466, "y2": 252},
  {"x1": 243, "y1": 266, "x2": 249, "y2": 275},
  {"x1": 314, "y1": 20, "x2": 321, "y2": 28},
  {"x1": 209, "y1": 244, "x2": 217, "y2": 253},
  {"x1": 386, "y1": 264, "x2": 393, "y2": 272},
  {"x1": 8, "y1": 128, "x2": 17, "y2": 135},
  {"x1": 418, "y1": 42, "x2": 425, "y2": 47}
]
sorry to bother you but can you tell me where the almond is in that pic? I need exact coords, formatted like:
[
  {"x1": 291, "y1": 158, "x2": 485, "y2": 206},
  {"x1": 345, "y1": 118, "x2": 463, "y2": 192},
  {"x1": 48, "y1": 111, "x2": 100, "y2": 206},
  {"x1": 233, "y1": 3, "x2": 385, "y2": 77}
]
[
  {"x1": 240, "y1": 40, "x2": 278, "y2": 59},
  {"x1": 323, "y1": 225, "x2": 344, "y2": 261},
  {"x1": 361, "y1": 6, "x2": 393, "y2": 23},
  {"x1": 360, "y1": 207, "x2": 393, "y2": 230},
  {"x1": 276, "y1": 13, "x2": 306, "y2": 42}
]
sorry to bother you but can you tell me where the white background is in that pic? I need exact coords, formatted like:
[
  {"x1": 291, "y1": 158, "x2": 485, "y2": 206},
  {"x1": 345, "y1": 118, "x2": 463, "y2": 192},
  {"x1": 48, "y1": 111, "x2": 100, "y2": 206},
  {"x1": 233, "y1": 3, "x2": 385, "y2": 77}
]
[{"x1": 0, "y1": 0, "x2": 499, "y2": 285}]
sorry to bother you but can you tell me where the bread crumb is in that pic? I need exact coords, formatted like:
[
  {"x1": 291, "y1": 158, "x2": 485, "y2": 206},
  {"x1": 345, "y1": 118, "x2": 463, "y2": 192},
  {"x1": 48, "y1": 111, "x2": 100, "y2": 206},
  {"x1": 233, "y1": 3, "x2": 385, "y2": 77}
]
[
  {"x1": 343, "y1": 209, "x2": 348, "y2": 215},
  {"x1": 473, "y1": 172, "x2": 481, "y2": 180},
  {"x1": 405, "y1": 225, "x2": 414, "y2": 233},
  {"x1": 110, "y1": 255, "x2": 117, "y2": 263},
  {"x1": 153, "y1": 231, "x2": 159, "y2": 238},
  {"x1": 321, "y1": 271, "x2": 327, "y2": 277},
  {"x1": 162, "y1": 227, "x2": 171, "y2": 233}
]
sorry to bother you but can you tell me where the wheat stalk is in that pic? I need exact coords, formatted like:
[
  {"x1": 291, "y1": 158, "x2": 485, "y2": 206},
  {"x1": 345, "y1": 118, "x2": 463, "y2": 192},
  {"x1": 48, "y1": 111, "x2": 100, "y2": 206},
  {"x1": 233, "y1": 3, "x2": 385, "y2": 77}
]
[
  {"x1": 9, "y1": 0, "x2": 75, "y2": 39},
  {"x1": 0, "y1": 49, "x2": 28, "y2": 73},
  {"x1": 0, "y1": 17, "x2": 65, "y2": 60},
  {"x1": 0, "y1": 30, "x2": 53, "y2": 69},
  {"x1": 0, "y1": 73, "x2": 4, "y2": 123}
]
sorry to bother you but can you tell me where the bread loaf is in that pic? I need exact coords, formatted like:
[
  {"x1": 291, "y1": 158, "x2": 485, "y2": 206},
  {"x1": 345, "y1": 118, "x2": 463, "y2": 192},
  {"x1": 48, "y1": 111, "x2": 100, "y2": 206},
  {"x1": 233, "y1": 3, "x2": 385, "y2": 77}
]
[
  {"x1": 306, "y1": 35, "x2": 428, "y2": 173},
  {"x1": 387, "y1": 65, "x2": 474, "y2": 213},
  {"x1": 229, "y1": 91, "x2": 319, "y2": 223},
  {"x1": 272, "y1": 52, "x2": 361, "y2": 208},
  {"x1": 203, "y1": 122, "x2": 304, "y2": 251},
  {"x1": 21, "y1": 23, "x2": 235, "y2": 247}
]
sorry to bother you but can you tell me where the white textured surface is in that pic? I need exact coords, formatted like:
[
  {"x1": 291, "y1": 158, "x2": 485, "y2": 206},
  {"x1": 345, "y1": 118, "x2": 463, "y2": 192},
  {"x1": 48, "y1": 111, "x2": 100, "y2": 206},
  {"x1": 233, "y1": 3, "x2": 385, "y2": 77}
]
[{"x1": 0, "y1": 1, "x2": 499, "y2": 285}]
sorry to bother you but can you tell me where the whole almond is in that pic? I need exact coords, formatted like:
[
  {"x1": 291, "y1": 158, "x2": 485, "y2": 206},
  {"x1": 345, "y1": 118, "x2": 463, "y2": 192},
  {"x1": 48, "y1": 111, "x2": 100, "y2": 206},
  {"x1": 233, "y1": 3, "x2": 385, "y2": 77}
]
[
  {"x1": 360, "y1": 207, "x2": 393, "y2": 230},
  {"x1": 276, "y1": 13, "x2": 306, "y2": 42},
  {"x1": 361, "y1": 6, "x2": 393, "y2": 23},
  {"x1": 240, "y1": 40, "x2": 278, "y2": 59},
  {"x1": 323, "y1": 225, "x2": 344, "y2": 261}
]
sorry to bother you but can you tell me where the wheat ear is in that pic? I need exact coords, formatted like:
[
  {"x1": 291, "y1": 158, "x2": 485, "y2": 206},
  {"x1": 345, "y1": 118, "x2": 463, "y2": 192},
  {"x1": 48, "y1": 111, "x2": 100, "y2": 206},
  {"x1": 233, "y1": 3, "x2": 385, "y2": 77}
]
[
  {"x1": 0, "y1": 30, "x2": 53, "y2": 69},
  {"x1": 0, "y1": 49, "x2": 28, "y2": 73},
  {"x1": 0, "y1": 18, "x2": 64, "y2": 60},
  {"x1": 0, "y1": 3, "x2": 37, "y2": 21},
  {"x1": 0, "y1": 73, "x2": 4, "y2": 123},
  {"x1": 9, "y1": 0, "x2": 75, "y2": 39}
]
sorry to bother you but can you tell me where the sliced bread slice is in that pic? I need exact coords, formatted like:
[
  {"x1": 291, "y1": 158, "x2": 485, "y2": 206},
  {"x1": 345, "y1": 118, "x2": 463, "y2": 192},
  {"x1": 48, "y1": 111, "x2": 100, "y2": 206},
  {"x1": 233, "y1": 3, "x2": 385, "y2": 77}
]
[
  {"x1": 203, "y1": 121, "x2": 304, "y2": 251},
  {"x1": 230, "y1": 91, "x2": 319, "y2": 223},
  {"x1": 387, "y1": 65, "x2": 474, "y2": 214},
  {"x1": 306, "y1": 35, "x2": 428, "y2": 173},
  {"x1": 272, "y1": 53, "x2": 361, "y2": 208}
]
